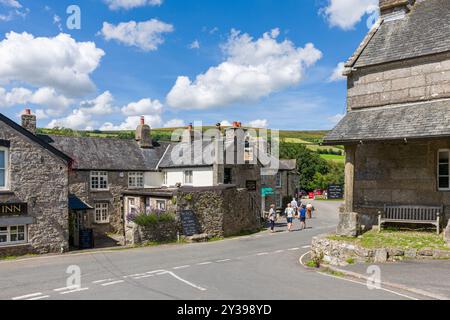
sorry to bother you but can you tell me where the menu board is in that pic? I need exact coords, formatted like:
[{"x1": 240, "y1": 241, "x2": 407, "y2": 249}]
[
  {"x1": 327, "y1": 184, "x2": 344, "y2": 199},
  {"x1": 180, "y1": 210, "x2": 200, "y2": 236}
]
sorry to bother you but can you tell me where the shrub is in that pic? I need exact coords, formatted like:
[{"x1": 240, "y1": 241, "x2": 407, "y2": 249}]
[{"x1": 128, "y1": 211, "x2": 176, "y2": 227}]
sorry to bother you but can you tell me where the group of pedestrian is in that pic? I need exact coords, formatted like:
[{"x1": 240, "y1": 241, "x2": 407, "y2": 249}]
[{"x1": 267, "y1": 197, "x2": 315, "y2": 233}]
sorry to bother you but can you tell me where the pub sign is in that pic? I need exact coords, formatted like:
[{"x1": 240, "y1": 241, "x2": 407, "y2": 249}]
[{"x1": 0, "y1": 203, "x2": 27, "y2": 216}]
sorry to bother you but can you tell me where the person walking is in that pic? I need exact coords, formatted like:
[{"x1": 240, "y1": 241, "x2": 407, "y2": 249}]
[
  {"x1": 268, "y1": 204, "x2": 276, "y2": 233},
  {"x1": 285, "y1": 203, "x2": 295, "y2": 232},
  {"x1": 299, "y1": 205, "x2": 307, "y2": 230},
  {"x1": 290, "y1": 197, "x2": 298, "y2": 214}
]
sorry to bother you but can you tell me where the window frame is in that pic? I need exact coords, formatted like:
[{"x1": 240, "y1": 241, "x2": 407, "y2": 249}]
[
  {"x1": 276, "y1": 172, "x2": 282, "y2": 188},
  {"x1": 128, "y1": 172, "x2": 144, "y2": 189},
  {"x1": 163, "y1": 171, "x2": 168, "y2": 186},
  {"x1": 94, "y1": 203, "x2": 110, "y2": 224},
  {"x1": 0, "y1": 146, "x2": 9, "y2": 191},
  {"x1": 275, "y1": 193, "x2": 283, "y2": 209},
  {"x1": 183, "y1": 170, "x2": 193, "y2": 185},
  {"x1": 0, "y1": 225, "x2": 27, "y2": 246},
  {"x1": 156, "y1": 200, "x2": 166, "y2": 211},
  {"x1": 90, "y1": 171, "x2": 109, "y2": 191},
  {"x1": 438, "y1": 149, "x2": 450, "y2": 191}
]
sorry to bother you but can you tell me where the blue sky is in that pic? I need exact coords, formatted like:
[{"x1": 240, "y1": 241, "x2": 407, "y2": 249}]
[{"x1": 0, "y1": 0, "x2": 379, "y2": 130}]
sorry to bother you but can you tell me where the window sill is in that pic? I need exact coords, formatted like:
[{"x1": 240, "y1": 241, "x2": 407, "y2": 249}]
[
  {"x1": 0, "y1": 242, "x2": 29, "y2": 248},
  {"x1": 93, "y1": 221, "x2": 110, "y2": 225},
  {"x1": 90, "y1": 189, "x2": 110, "y2": 192}
]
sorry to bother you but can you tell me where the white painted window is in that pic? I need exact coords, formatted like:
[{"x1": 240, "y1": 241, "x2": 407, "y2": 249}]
[
  {"x1": 0, "y1": 147, "x2": 9, "y2": 190},
  {"x1": 94, "y1": 203, "x2": 109, "y2": 223},
  {"x1": 90, "y1": 171, "x2": 108, "y2": 190},
  {"x1": 128, "y1": 172, "x2": 144, "y2": 188},
  {"x1": 438, "y1": 150, "x2": 450, "y2": 191},
  {"x1": 0, "y1": 225, "x2": 26, "y2": 245},
  {"x1": 184, "y1": 170, "x2": 193, "y2": 185},
  {"x1": 163, "y1": 171, "x2": 168, "y2": 185},
  {"x1": 276, "y1": 172, "x2": 282, "y2": 188},
  {"x1": 276, "y1": 193, "x2": 282, "y2": 209},
  {"x1": 156, "y1": 200, "x2": 166, "y2": 211}
]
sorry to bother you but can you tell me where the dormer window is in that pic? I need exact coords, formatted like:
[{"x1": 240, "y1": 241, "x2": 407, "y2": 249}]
[{"x1": 0, "y1": 147, "x2": 9, "y2": 190}]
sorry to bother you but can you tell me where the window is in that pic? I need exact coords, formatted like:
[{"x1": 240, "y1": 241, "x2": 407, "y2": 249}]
[
  {"x1": 90, "y1": 171, "x2": 108, "y2": 190},
  {"x1": 128, "y1": 172, "x2": 144, "y2": 188},
  {"x1": 438, "y1": 150, "x2": 450, "y2": 190},
  {"x1": 184, "y1": 170, "x2": 193, "y2": 184},
  {"x1": 94, "y1": 203, "x2": 109, "y2": 223},
  {"x1": 156, "y1": 200, "x2": 166, "y2": 211},
  {"x1": 163, "y1": 171, "x2": 168, "y2": 185},
  {"x1": 276, "y1": 194, "x2": 282, "y2": 209},
  {"x1": 0, "y1": 147, "x2": 8, "y2": 190},
  {"x1": 0, "y1": 225, "x2": 26, "y2": 245},
  {"x1": 224, "y1": 168, "x2": 232, "y2": 184},
  {"x1": 276, "y1": 172, "x2": 282, "y2": 188}
]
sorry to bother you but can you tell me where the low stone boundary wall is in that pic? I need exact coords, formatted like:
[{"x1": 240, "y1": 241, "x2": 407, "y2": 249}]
[
  {"x1": 132, "y1": 221, "x2": 180, "y2": 244},
  {"x1": 311, "y1": 234, "x2": 450, "y2": 266}
]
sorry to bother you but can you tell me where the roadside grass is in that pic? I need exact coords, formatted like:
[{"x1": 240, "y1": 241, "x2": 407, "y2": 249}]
[
  {"x1": 306, "y1": 259, "x2": 320, "y2": 268},
  {"x1": 319, "y1": 154, "x2": 345, "y2": 163},
  {"x1": 328, "y1": 228, "x2": 450, "y2": 251},
  {"x1": 0, "y1": 254, "x2": 38, "y2": 261}
]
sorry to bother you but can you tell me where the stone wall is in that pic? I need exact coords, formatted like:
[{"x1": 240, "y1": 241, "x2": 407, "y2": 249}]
[
  {"x1": 132, "y1": 220, "x2": 180, "y2": 244},
  {"x1": 348, "y1": 52, "x2": 450, "y2": 110},
  {"x1": 353, "y1": 139, "x2": 450, "y2": 229},
  {"x1": 0, "y1": 121, "x2": 69, "y2": 256},
  {"x1": 176, "y1": 186, "x2": 261, "y2": 237}
]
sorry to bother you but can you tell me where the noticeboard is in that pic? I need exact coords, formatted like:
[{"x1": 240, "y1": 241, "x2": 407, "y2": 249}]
[
  {"x1": 180, "y1": 210, "x2": 200, "y2": 236},
  {"x1": 327, "y1": 184, "x2": 344, "y2": 199}
]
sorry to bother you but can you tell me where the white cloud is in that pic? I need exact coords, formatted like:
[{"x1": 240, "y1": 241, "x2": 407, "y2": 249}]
[
  {"x1": 79, "y1": 91, "x2": 117, "y2": 115},
  {"x1": 0, "y1": 0, "x2": 22, "y2": 8},
  {"x1": 104, "y1": 0, "x2": 162, "y2": 10},
  {"x1": 0, "y1": 86, "x2": 72, "y2": 113},
  {"x1": 166, "y1": 28, "x2": 322, "y2": 109},
  {"x1": 189, "y1": 40, "x2": 200, "y2": 49},
  {"x1": 47, "y1": 109, "x2": 96, "y2": 130},
  {"x1": 0, "y1": 32, "x2": 105, "y2": 97},
  {"x1": 121, "y1": 98, "x2": 162, "y2": 116},
  {"x1": 328, "y1": 113, "x2": 345, "y2": 124},
  {"x1": 321, "y1": 0, "x2": 379, "y2": 30},
  {"x1": 329, "y1": 62, "x2": 346, "y2": 82},
  {"x1": 100, "y1": 115, "x2": 162, "y2": 130},
  {"x1": 100, "y1": 19, "x2": 174, "y2": 51},
  {"x1": 220, "y1": 120, "x2": 231, "y2": 127},
  {"x1": 164, "y1": 118, "x2": 185, "y2": 128},
  {"x1": 246, "y1": 119, "x2": 268, "y2": 128},
  {"x1": 53, "y1": 14, "x2": 62, "y2": 31}
]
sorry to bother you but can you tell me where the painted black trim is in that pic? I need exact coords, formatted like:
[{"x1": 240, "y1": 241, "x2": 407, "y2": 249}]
[
  {"x1": 0, "y1": 140, "x2": 10, "y2": 147},
  {"x1": 0, "y1": 113, "x2": 72, "y2": 163}
]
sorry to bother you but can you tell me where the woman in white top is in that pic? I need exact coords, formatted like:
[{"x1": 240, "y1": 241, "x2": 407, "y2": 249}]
[
  {"x1": 285, "y1": 203, "x2": 295, "y2": 232},
  {"x1": 268, "y1": 204, "x2": 276, "y2": 233}
]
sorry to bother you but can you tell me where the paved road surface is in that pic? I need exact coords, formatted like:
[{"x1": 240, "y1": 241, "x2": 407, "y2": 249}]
[{"x1": 0, "y1": 200, "x2": 420, "y2": 300}]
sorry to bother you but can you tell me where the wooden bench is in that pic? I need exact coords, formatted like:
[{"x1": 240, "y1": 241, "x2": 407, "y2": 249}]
[{"x1": 378, "y1": 205, "x2": 443, "y2": 234}]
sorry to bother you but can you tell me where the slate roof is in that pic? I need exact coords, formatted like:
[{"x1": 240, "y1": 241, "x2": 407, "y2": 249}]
[
  {"x1": 349, "y1": 0, "x2": 450, "y2": 68},
  {"x1": 323, "y1": 99, "x2": 450, "y2": 144},
  {"x1": 0, "y1": 113, "x2": 72, "y2": 163},
  {"x1": 158, "y1": 141, "x2": 216, "y2": 168},
  {"x1": 38, "y1": 134, "x2": 170, "y2": 171},
  {"x1": 68, "y1": 194, "x2": 93, "y2": 210}
]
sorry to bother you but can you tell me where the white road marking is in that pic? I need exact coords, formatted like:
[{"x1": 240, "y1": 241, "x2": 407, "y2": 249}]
[
  {"x1": 197, "y1": 261, "x2": 212, "y2": 265},
  {"x1": 274, "y1": 250, "x2": 285, "y2": 253},
  {"x1": 160, "y1": 271, "x2": 207, "y2": 291},
  {"x1": 54, "y1": 286, "x2": 79, "y2": 292},
  {"x1": 123, "y1": 273, "x2": 146, "y2": 278},
  {"x1": 216, "y1": 259, "x2": 231, "y2": 263},
  {"x1": 133, "y1": 274, "x2": 155, "y2": 279},
  {"x1": 12, "y1": 292, "x2": 44, "y2": 300},
  {"x1": 101, "y1": 280, "x2": 124, "y2": 286},
  {"x1": 173, "y1": 265, "x2": 190, "y2": 270},
  {"x1": 288, "y1": 247, "x2": 300, "y2": 251},
  {"x1": 92, "y1": 278, "x2": 115, "y2": 284},
  {"x1": 146, "y1": 269, "x2": 166, "y2": 274},
  {"x1": 302, "y1": 245, "x2": 311, "y2": 249},
  {"x1": 257, "y1": 252, "x2": 268, "y2": 256},
  {"x1": 60, "y1": 287, "x2": 89, "y2": 295},
  {"x1": 27, "y1": 295, "x2": 50, "y2": 300}
]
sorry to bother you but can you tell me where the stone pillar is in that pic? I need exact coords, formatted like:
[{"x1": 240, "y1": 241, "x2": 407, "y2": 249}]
[{"x1": 336, "y1": 145, "x2": 359, "y2": 237}]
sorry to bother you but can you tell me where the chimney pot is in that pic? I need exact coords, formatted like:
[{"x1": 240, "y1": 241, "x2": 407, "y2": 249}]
[
  {"x1": 140, "y1": 116, "x2": 145, "y2": 125},
  {"x1": 25, "y1": 108, "x2": 31, "y2": 115}
]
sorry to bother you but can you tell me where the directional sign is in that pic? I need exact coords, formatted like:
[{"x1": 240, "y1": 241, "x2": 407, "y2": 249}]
[{"x1": 261, "y1": 188, "x2": 274, "y2": 196}]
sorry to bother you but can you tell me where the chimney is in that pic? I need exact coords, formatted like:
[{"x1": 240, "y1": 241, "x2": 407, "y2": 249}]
[
  {"x1": 379, "y1": 0, "x2": 415, "y2": 16},
  {"x1": 135, "y1": 116, "x2": 152, "y2": 148},
  {"x1": 21, "y1": 108, "x2": 36, "y2": 134}
]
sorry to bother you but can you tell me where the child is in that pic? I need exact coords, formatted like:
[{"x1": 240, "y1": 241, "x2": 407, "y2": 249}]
[
  {"x1": 299, "y1": 205, "x2": 307, "y2": 230},
  {"x1": 268, "y1": 204, "x2": 276, "y2": 233}
]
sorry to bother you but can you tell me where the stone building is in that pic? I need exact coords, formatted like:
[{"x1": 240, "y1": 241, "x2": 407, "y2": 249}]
[
  {"x1": 262, "y1": 159, "x2": 298, "y2": 210},
  {"x1": 0, "y1": 110, "x2": 71, "y2": 256},
  {"x1": 324, "y1": 0, "x2": 450, "y2": 235}
]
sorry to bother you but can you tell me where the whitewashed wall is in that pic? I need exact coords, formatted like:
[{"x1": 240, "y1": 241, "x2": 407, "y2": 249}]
[
  {"x1": 144, "y1": 172, "x2": 164, "y2": 188},
  {"x1": 163, "y1": 167, "x2": 214, "y2": 187}
]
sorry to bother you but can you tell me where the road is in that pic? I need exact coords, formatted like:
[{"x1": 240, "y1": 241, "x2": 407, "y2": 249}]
[{"x1": 0, "y1": 200, "x2": 419, "y2": 300}]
